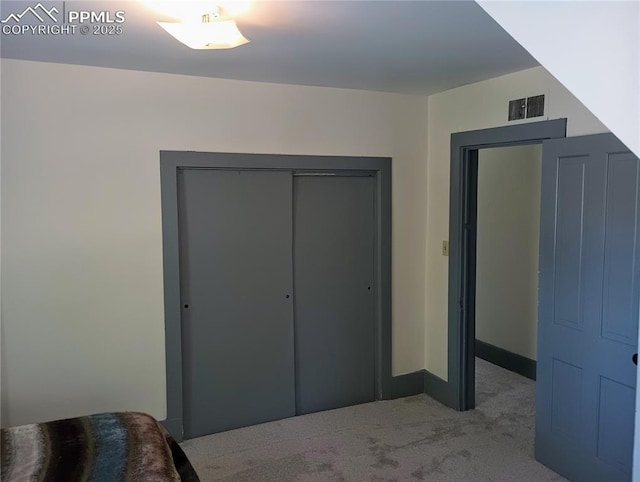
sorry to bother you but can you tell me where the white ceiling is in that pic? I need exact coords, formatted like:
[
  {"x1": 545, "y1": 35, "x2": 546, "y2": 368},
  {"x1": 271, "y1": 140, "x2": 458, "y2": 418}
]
[{"x1": 0, "y1": 0, "x2": 539, "y2": 95}]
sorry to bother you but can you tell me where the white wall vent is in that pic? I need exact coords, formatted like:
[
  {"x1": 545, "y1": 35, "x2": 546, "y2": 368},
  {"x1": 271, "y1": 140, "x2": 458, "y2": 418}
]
[{"x1": 508, "y1": 94, "x2": 545, "y2": 121}]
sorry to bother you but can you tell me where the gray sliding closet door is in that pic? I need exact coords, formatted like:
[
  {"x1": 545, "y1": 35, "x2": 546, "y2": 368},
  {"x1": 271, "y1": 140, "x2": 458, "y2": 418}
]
[
  {"x1": 293, "y1": 175, "x2": 376, "y2": 415},
  {"x1": 178, "y1": 169, "x2": 295, "y2": 439}
]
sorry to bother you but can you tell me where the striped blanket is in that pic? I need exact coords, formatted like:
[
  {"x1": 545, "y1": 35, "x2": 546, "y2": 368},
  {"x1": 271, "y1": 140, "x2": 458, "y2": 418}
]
[{"x1": 1, "y1": 412, "x2": 199, "y2": 482}]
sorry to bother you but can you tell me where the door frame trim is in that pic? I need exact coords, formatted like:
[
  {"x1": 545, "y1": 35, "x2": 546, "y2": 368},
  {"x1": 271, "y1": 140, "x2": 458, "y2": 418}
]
[
  {"x1": 448, "y1": 119, "x2": 567, "y2": 411},
  {"x1": 160, "y1": 152, "x2": 392, "y2": 440}
]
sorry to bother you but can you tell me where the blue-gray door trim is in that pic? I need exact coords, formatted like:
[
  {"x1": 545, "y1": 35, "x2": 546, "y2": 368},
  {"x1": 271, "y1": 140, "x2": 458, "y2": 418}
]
[
  {"x1": 159, "y1": 152, "x2": 392, "y2": 440},
  {"x1": 447, "y1": 119, "x2": 567, "y2": 411}
]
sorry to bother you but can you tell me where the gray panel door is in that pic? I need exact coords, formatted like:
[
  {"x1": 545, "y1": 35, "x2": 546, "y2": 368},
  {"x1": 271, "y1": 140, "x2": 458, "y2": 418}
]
[
  {"x1": 536, "y1": 134, "x2": 639, "y2": 481},
  {"x1": 178, "y1": 169, "x2": 295, "y2": 439},
  {"x1": 293, "y1": 175, "x2": 376, "y2": 414}
]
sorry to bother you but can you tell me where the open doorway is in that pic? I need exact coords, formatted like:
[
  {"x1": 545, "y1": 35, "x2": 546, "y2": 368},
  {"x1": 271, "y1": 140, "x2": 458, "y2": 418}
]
[
  {"x1": 448, "y1": 126, "x2": 639, "y2": 480},
  {"x1": 475, "y1": 144, "x2": 541, "y2": 379},
  {"x1": 474, "y1": 144, "x2": 541, "y2": 405},
  {"x1": 447, "y1": 119, "x2": 566, "y2": 411}
]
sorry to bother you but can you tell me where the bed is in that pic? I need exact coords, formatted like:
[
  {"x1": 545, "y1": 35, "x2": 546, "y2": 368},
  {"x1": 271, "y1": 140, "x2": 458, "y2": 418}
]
[{"x1": 1, "y1": 412, "x2": 200, "y2": 481}]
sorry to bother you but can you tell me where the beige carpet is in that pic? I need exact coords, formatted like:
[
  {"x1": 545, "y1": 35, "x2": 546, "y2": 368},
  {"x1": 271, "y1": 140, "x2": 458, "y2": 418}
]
[{"x1": 181, "y1": 359, "x2": 566, "y2": 481}]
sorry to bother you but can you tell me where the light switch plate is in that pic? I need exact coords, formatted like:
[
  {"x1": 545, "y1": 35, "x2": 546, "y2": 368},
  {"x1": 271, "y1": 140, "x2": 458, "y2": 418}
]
[{"x1": 442, "y1": 241, "x2": 449, "y2": 256}]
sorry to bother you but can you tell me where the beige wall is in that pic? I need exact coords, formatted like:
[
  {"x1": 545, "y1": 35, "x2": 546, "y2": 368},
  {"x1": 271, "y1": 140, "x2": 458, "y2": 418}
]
[
  {"x1": 0, "y1": 60, "x2": 616, "y2": 425},
  {"x1": 0, "y1": 59, "x2": 428, "y2": 426},
  {"x1": 475, "y1": 144, "x2": 541, "y2": 361},
  {"x1": 425, "y1": 66, "x2": 608, "y2": 380}
]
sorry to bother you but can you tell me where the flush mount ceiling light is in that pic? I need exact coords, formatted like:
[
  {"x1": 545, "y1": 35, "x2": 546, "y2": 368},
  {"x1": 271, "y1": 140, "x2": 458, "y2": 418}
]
[{"x1": 155, "y1": 4, "x2": 250, "y2": 50}]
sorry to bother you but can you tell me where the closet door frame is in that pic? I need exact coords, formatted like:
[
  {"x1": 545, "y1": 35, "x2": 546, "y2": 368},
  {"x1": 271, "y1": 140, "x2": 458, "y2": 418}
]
[{"x1": 159, "y1": 152, "x2": 392, "y2": 441}]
